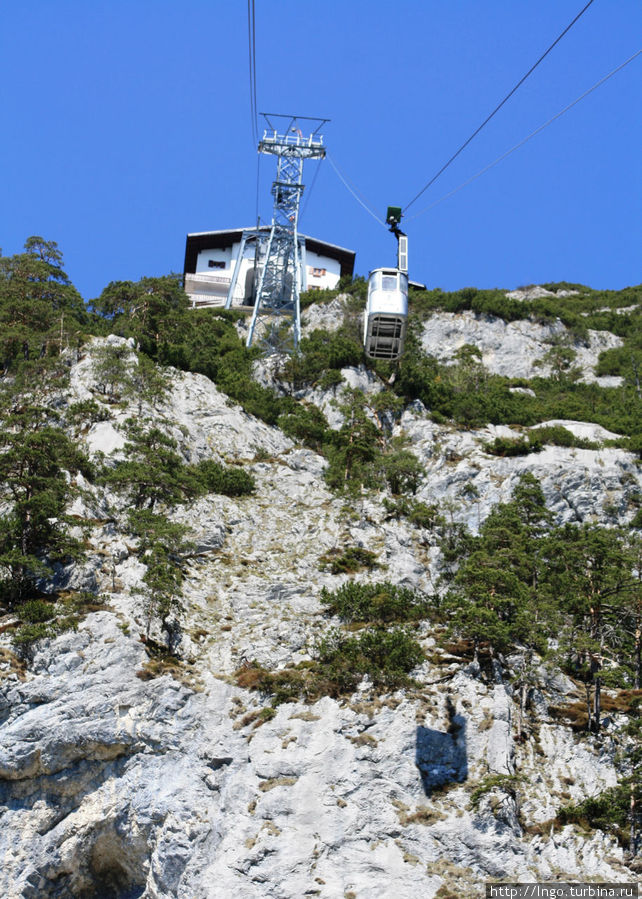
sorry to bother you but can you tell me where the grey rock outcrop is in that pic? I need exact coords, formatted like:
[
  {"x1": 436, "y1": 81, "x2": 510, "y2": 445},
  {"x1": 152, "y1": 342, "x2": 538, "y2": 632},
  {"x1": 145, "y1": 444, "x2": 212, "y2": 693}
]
[
  {"x1": 420, "y1": 311, "x2": 622, "y2": 384},
  {"x1": 301, "y1": 295, "x2": 350, "y2": 335}
]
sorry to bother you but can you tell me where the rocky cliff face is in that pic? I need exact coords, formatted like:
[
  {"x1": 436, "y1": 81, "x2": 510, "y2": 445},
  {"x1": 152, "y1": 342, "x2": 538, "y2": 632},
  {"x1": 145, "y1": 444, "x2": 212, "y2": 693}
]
[{"x1": 0, "y1": 302, "x2": 640, "y2": 897}]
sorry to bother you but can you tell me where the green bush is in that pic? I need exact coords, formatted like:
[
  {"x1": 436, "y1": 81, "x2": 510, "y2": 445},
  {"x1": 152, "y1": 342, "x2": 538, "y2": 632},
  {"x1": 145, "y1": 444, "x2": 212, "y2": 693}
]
[
  {"x1": 67, "y1": 398, "x2": 110, "y2": 424},
  {"x1": 102, "y1": 423, "x2": 255, "y2": 507},
  {"x1": 19, "y1": 599, "x2": 56, "y2": 623},
  {"x1": 192, "y1": 459, "x2": 255, "y2": 497},
  {"x1": 470, "y1": 774, "x2": 523, "y2": 809},
  {"x1": 558, "y1": 786, "x2": 633, "y2": 845},
  {"x1": 319, "y1": 546, "x2": 379, "y2": 575},
  {"x1": 484, "y1": 435, "x2": 539, "y2": 457},
  {"x1": 282, "y1": 329, "x2": 363, "y2": 389},
  {"x1": 534, "y1": 425, "x2": 597, "y2": 449},
  {"x1": 317, "y1": 369, "x2": 344, "y2": 390},
  {"x1": 317, "y1": 627, "x2": 425, "y2": 689},
  {"x1": 11, "y1": 593, "x2": 89, "y2": 655},
  {"x1": 380, "y1": 448, "x2": 423, "y2": 494},
  {"x1": 236, "y1": 626, "x2": 424, "y2": 702},
  {"x1": 299, "y1": 275, "x2": 367, "y2": 310},
  {"x1": 216, "y1": 361, "x2": 287, "y2": 425},
  {"x1": 383, "y1": 497, "x2": 442, "y2": 529},
  {"x1": 277, "y1": 404, "x2": 331, "y2": 451},
  {"x1": 484, "y1": 426, "x2": 599, "y2": 456},
  {"x1": 12, "y1": 622, "x2": 54, "y2": 648},
  {"x1": 320, "y1": 581, "x2": 432, "y2": 624},
  {"x1": 629, "y1": 435, "x2": 642, "y2": 459}
]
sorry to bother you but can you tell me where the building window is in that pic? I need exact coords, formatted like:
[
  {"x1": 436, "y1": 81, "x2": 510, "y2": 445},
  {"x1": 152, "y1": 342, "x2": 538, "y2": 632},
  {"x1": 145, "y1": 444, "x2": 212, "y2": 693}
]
[
  {"x1": 208, "y1": 260, "x2": 225, "y2": 269},
  {"x1": 311, "y1": 267, "x2": 326, "y2": 277}
]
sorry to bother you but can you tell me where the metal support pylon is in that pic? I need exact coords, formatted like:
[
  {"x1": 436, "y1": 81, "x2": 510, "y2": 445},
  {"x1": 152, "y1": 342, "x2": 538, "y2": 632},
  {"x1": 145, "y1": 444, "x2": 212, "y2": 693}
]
[{"x1": 246, "y1": 114, "x2": 328, "y2": 353}]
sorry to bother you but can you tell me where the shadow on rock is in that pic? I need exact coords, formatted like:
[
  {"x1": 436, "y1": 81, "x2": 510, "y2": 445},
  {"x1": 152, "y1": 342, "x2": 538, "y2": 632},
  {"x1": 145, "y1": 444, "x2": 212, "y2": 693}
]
[{"x1": 415, "y1": 696, "x2": 467, "y2": 795}]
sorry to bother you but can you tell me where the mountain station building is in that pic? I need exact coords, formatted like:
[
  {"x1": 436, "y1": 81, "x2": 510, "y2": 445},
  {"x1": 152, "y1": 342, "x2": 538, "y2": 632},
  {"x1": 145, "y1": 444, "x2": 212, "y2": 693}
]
[{"x1": 183, "y1": 228, "x2": 356, "y2": 309}]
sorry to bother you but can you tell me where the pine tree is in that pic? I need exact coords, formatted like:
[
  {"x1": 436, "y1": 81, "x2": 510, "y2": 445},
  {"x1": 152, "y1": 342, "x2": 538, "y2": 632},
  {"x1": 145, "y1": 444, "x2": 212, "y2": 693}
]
[
  {"x1": 0, "y1": 237, "x2": 86, "y2": 372},
  {"x1": 547, "y1": 524, "x2": 636, "y2": 732},
  {"x1": 92, "y1": 275, "x2": 188, "y2": 359},
  {"x1": 92, "y1": 344, "x2": 169, "y2": 412},
  {"x1": 445, "y1": 474, "x2": 556, "y2": 660},
  {"x1": 325, "y1": 388, "x2": 381, "y2": 490},
  {"x1": 0, "y1": 406, "x2": 91, "y2": 605},
  {"x1": 127, "y1": 510, "x2": 193, "y2": 653},
  {"x1": 102, "y1": 420, "x2": 197, "y2": 510}
]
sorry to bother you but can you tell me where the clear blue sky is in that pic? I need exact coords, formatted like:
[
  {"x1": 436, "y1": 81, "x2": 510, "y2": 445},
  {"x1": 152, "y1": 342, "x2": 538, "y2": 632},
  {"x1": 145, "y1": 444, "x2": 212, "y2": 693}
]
[{"x1": 2, "y1": 1, "x2": 640, "y2": 300}]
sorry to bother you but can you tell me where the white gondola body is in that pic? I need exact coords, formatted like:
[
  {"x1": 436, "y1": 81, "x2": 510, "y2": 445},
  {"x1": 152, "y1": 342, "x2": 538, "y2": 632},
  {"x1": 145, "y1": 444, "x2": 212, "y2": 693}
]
[{"x1": 363, "y1": 268, "x2": 408, "y2": 361}]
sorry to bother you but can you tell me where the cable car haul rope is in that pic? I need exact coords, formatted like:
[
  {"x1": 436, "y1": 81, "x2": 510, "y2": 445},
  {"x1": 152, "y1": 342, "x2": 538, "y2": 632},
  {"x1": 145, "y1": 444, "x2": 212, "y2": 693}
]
[{"x1": 402, "y1": 0, "x2": 598, "y2": 214}]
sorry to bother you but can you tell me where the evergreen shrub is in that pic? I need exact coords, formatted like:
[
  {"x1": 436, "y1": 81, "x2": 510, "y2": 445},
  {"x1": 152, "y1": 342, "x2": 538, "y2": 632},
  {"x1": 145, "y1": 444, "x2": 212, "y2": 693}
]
[
  {"x1": 193, "y1": 459, "x2": 256, "y2": 497},
  {"x1": 236, "y1": 626, "x2": 424, "y2": 703},
  {"x1": 320, "y1": 581, "x2": 432, "y2": 624},
  {"x1": 558, "y1": 786, "x2": 635, "y2": 846},
  {"x1": 317, "y1": 627, "x2": 424, "y2": 689},
  {"x1": 319, "y1": 546, "x2": 379, "y2": 575}
]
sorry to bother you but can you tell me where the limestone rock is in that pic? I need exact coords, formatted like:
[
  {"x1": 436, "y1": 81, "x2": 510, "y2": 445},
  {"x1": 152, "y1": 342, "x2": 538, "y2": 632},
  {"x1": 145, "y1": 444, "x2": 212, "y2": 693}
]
[
  {"x1": 301, "y1": 294, "x2": 349, "y2": 335},
  {"x1": 0, "y1": 326, "x2": 639, "y2": 897},
  {"x1": 420, "y1": 311, "x2": 622, "y2": 383},
  {"x1": 398, "y1": 406, "x2": 640, "y2": 533},
  {"x1": 505, "y1": 286, "x2": 558, "y2": 301}
]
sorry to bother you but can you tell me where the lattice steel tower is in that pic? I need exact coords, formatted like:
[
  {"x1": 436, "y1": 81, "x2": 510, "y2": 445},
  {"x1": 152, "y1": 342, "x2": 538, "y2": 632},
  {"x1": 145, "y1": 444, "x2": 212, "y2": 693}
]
[{"x1": 245, "y1": 113, "x2": 328, "y2": 353}]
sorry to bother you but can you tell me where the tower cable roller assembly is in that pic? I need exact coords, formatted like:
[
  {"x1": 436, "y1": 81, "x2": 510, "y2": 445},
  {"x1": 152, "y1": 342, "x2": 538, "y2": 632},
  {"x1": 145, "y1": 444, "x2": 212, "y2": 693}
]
[{"x1": 226, "y1": 113, "x2": 328, "y2": 354}]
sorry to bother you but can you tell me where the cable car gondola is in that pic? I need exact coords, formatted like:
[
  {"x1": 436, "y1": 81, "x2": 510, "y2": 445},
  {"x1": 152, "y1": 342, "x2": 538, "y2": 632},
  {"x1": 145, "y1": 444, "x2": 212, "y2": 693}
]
[
  {"x1": 363, "y1": 268, "x2": 408, "y2": 361},
  {"x1": 363, "y1": 207, "x2": 409, "y2": 362}
]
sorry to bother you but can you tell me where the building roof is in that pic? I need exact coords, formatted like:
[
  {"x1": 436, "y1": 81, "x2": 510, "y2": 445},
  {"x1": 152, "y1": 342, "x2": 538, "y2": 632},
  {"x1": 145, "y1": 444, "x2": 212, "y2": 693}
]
[{"x1": 184, "y1": 228, "x2": 356, "y2": 280}]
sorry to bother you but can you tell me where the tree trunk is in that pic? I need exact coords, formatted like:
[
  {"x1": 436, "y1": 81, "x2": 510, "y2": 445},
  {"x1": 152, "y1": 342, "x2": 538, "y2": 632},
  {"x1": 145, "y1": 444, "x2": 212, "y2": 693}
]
[
  {"x1": 585, "y1": 681, "x2": 593, "y2": 733},
  {"x1": 344, "y1": 414, "x2": 355, "y2": 484},
  {"x1": 517, "y1": 681, "x2": 526, "y2": 741}
]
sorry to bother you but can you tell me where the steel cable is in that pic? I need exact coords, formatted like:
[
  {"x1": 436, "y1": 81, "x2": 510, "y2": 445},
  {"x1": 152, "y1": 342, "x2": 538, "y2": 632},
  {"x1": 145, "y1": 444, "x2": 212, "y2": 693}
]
[
  {"x1": 300, "y1": 158, "x2": 325, "y2": 223},
  {"x1": 403, "y1": 48, "x2": 642, "y2": 223},
  {"x1": 247, "y1": 0, "x2": 258, "y2": 146},
  {"x1": 327, "y1": 154, "x2": 388, "y2": 229},
  {"x1": 403, "y1": 0, "x2": 597, "y2": 213}
]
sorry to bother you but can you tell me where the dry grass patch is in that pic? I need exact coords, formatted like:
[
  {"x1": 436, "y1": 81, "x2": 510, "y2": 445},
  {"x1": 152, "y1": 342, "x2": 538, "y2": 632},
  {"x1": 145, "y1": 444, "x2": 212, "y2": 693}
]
[
  {"x1": 550, "y1": 689, "x2": 642, "y2": 730},
  {"x1": 258, "y1": 776, "x2": 298, "y2": 792},
  {"x1": 404, "y1": 806, "x2": 446, "y2": 826},
  {"x1": 289, "y1": 710, "x2": 320, "y2": 721},
  {"x1": 428, "y1": 858, "x2": 477, "y2": 899},
  {"x1": 0, "y1": 646, "x2": 27, "y2": 681},
  {"x1": 394, "y1": 798, "x2": 446, "y2": 827},
  {"x1": 234, "y1": 707, "x2": 276, "y2": 730},
  {"x1": 348, "y1": 732, "x2": 378, "y2": 747},
  {"x1": 136, "y1": 656, "x2": 182, "y2": 680},
  {"x1": 522, "y1": 818, "x2": 559, "y2": 837}
]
